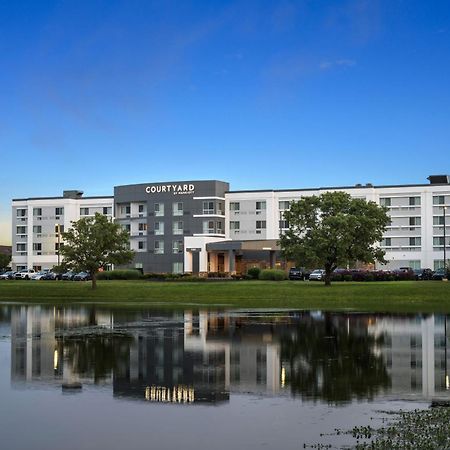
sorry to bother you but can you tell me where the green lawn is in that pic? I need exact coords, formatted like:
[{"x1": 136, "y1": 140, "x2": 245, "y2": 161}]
[{"x1": 0, "y1": 280, "x2": 450, "y2": 312}]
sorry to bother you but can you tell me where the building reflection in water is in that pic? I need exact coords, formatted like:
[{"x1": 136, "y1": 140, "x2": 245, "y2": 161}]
[{"x1": 6, "y1": 306, "x2": 450, "y2": 405}]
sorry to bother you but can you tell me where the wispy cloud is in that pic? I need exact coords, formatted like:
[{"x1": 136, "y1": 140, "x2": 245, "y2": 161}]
[{"x1": 319, "y1": 59, "x2": 357, "y2": 70}]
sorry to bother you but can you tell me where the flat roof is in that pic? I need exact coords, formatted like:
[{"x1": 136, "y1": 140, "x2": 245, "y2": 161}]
[
  {"x1": 12, "y1": 195, "x2": 114, "y2": 202},
  {"x1": 227, "y1": 182, "x2": 450, "y2": 194},
  {"x1": 114, "y1": 179, "x2": 229, "y2": 188}
]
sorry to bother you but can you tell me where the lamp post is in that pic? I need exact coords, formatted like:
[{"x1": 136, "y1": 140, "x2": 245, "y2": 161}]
[
  {"x1": 56, "y1": 224, "x2": 61, "y2": 266},
  {"x1": 444, "y1": 206, "x2": 447, "y2": 273}
]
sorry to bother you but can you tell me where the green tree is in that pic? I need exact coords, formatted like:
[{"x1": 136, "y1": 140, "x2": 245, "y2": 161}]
[
  {"x1": 60, "y1": 213, "x2": 134, "y2": 289},
  {"x1": 279, "y1": 192, "x2": 390, "y2": 285},
  {"x1": 0, "y1": 253, "x2": 11, "y2": 271}
]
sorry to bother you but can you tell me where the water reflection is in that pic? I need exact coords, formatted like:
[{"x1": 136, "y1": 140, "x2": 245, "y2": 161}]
[{"x1": 3, "y1": 306, "x2": 450, "y2": 405}]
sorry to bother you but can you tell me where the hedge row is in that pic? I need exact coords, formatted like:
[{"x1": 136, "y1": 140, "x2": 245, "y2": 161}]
[
  {"x1": 331, "y1": 270, "x2": 416, "y2": 282},
  {"x1": 97, "y1": 270, "x2": 142, "y2": 280}
]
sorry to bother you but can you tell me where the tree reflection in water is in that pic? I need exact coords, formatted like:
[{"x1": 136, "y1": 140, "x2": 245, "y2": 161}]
[{"x1": 280, "y1": 313, "x2": 390, "y2": 404}]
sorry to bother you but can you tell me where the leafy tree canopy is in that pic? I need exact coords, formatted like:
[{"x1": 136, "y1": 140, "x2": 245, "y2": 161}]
[
  {"x1": 279, "y1": 192, "x2": 390, "y2": 285},
  {"x1": 0, "y1": 253, "x2": 11, "y2": 271},
  {"x1": 60, "y1": 213, "x2": 134, "y2": 289}
]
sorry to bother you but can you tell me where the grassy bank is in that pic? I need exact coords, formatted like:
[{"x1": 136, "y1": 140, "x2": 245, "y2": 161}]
[{"x1": 1, "y1": 280, "x2": 450, "y2": 312}]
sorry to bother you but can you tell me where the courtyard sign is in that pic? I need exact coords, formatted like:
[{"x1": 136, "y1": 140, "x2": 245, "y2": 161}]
[{"x1": 145, "y1": 184, "x2": 195, "y2": 195}]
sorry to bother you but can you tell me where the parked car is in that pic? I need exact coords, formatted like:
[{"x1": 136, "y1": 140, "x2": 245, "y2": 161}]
[
  {"x1": 61, "y1": 271, "x2": 76, "y2": 281},
  {"x1": 432, "y1": 268, "x2": 448, "y2": 281},
  {"x1": 309, "y1": 269, "x2": 326, "y2": 281},
  {"x1": 15, "y1": 269, "x2": 36, "y2": 280},
  {"x1": 413, "y1": 268, "x2": 434, "y2": 280},
  {"x1": 42, "y1": 272, "x2": 59, "y2": 280},
  {"x1": 31, "y1": 271, "x2": 48, "y2": 280},
  {"x1": 289, "y1": 267, "x2": 312, "y2": 280},
  {"x1": 73, "y1": 272, "x2": 91, "y2": 281},
  {"x1": 0, "y1": 271, "x2": 16, "y2": 280}
]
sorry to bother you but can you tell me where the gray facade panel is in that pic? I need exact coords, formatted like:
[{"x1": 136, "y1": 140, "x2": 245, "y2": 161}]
[{"x1": 114, "y1": 180, "x2": 229, "y2": 273}]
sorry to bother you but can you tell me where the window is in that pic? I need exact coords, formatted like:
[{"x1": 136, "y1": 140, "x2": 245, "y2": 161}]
[
  {"x1": 17, "y1": 209, "x2": 27, "y2": 217},
  {"x1": 154, "y1": 240, "x2": 164, "y2": 254},
  {"x1": 33, "y1": 225, "x2": 42, "y2": 234},
  {"x1": 380, "y1": 198, "x2": 391, "y2": 207},
  {"x1": 33, "y1": 208, "x2": 42, "y2": 216},
  {"x1": 138, "y1": 241, "x2": 146, "y2": 250},
  {"x1": 16, "y1": 243, "x2": 26, "y2": 252},
  {"x1": 173, "y1": 221, "x2": 183, "y2": 235},
  {"x1": 173, "y1": 262, "x2": 183, "y2": 274},
  {"x1": 33, "y1": 243, "x2": 42, "y2": 251},
  {"x1": 55, "y1": 242, "x2": 63, "y2": 251},
  {"x1": 55, "y1": 207, "x2": 64, "y2": 216},
  {"x1": 434, "y1": 237, "x2": 445, "y2": 247},
  {"x1": 103, "y1": 207, "x2": 112, "y2": 215},
  {"x1": 138, "y1": 223, "x2": 147, "y2": 231},
  {"x1": 230, "y1": 202, "x2": 240, "y2": 212},
  {"x1": 409, "y1": 260, "x2": 421, "y2": 270},
  {"x1": 382, "y1": 238, "x2": 391, "y2": 247},
  {"x1": 120, "y1": 205, "x2": 130, "y2": 215},
  {"x1": 203, "y1": 220, "x2": 215, "y2": 234},
  {"x1": 279, "y1": 220, "x2": 289, "y2": 229},
  {"x1": 203, "y1": 201, "x2": 215, "y2": 214},
  {"x1": 230, "y1": 221, "x2": 240, "y2": 231},
  {"x1": 256, "y1": 221, "x2": 266, "y2": 229},
  {"x1": 217, "y1": 202, "x2": 224, "y2": 215},
  {"x1": 123, "y1": 224, "x2": 131, "y2": 233},
  {"x1": 279, "y1": 201, "x2": 290, "y2": 210},
  {"x1": 434, "y1": 260, "x2": 445, "y2": 270},
  {"x1": 155, "y1": 203, "x2": 164, "y2": 216},
  {"x1": 216, "y1": 221, "x2": 223, "y2": 233},
  {"x1": 433, "y1": 196, "x2": 445, "y2": 205},
  {"x1": 80, "y1": 208, "x2": 89, "y2": 215},
  {"x1": 409, "y1": 197, "x2": 420, "y2": 206},
  {"x1": 138, "y1": 204, "x2": 145, "y2": 213},
  {"x1": 409, "y1": 217, "x2": 421, "y2": 226},
  {"x1": 55, "y1": 224, "x2": 64, "y2": 233},
  {"x1": 154, "y1": 221, "x2": 164, "y2": 235},
  {"x1": 434, "y1": 216, "x2": 445, "y2": 226},
  {"x1": 409, "y1": 237, "x2": 421, "y2": 246},
  {"x1": 16, "y1": 226, "x2": 26, "y2": 234},
  {"x1": 256, "y1": 201, "x2": 266, "y2": 210},
  {"x1": 173, "y1": 202, "x2": 183, "y2": 216},
  {"x1": 173, "y1": 240, "x2": 183, "y2": 254}
]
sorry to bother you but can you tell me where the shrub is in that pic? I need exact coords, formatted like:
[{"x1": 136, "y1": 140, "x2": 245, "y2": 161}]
[
  {"x1": 364, "y1": 273, "x2": 375, "y2": 282},
  {"x1": 247, "y1": 267, "x2": 261, "y2": 279},
  {"x1": 97, "y1": 269, "x2": 142, "y2": 280},
  {"x1": 343, "y1": 274, "x2": 352, "y2": 282},
  {"x1": 259, "y1": 269, "x2": 287, "y2": 281}
]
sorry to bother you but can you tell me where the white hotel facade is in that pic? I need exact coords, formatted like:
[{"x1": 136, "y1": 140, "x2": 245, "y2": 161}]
[{"x1": 10, "y1": 175, "x2": 450, "y2": 273}]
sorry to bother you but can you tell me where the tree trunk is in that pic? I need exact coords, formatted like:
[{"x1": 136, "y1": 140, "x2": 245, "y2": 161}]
[
  {"x1": 324, "y1": 264, "x2": 332, "y2": 286},
  {"x1": 91, "y1": 272, "x2": 97, "y2": 290}
]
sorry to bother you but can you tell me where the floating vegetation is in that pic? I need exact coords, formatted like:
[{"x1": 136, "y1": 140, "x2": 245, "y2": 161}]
[{"x1": 306, "y1": 407, "x2": 450, "y2": 449}]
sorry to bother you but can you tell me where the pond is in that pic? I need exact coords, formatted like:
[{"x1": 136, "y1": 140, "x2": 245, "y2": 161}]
[{"x1": 0, "y1": 305, "x2": 448, "y2": 449}]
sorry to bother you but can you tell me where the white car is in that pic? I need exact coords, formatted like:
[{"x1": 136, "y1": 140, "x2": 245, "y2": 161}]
[
  {"x1": 15, "y1": 269, "x2": 36, "y2": 280},
  {"x1": 31, "y1": 271, "x2": 48, "y2": 280},
  {"x1": 0, "y1": 271, "x2": 16, "y2": 280},
  {"x1": 309, "y1": 269, "x2": 326, "y2": 281}
]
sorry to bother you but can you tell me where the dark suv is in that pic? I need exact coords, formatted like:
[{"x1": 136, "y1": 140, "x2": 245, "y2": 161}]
[
  {"x1": 289, "y1": 267, "x2": 310, "y2": 280},
  {"x1": 413, "y1": 268, "x2": 433, "y2": 280}
]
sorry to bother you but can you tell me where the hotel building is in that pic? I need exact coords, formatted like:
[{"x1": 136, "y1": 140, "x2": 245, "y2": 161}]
[
  {"x1": 11, "y1": 190, "x2": 113, "y2": 271},
  {"x1": 10, "y1": 175, "x2": 450, "y2": 273}
]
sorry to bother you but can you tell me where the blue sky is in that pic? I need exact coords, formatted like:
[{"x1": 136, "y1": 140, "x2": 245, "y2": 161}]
[{"x1": 1, "y1": 0, "x2": 450, "y2": 244}]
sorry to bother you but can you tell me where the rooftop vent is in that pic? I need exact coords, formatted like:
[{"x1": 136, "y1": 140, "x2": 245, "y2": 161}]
[
  {"x1": 427, "y1": 175, "x2": 450, "y2": 185},
  {"x1": 63, "y1": 190, "x2": 84, "y2": 199}
]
